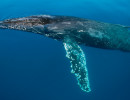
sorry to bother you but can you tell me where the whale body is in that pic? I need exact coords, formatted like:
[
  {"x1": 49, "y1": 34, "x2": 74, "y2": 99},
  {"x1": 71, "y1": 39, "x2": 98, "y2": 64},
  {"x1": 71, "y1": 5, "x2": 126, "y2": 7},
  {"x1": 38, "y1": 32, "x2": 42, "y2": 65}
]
[{"x1": 0, "y1": 15, "x2": 130, "y2": 92}]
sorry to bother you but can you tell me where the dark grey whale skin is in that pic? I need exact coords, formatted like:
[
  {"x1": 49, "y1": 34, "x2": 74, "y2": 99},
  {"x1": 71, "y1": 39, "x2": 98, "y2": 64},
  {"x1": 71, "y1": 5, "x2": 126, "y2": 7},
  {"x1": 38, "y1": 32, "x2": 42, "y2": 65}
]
[{"x1": 0, "y1": 15, "x2": 130, "y2": 52}]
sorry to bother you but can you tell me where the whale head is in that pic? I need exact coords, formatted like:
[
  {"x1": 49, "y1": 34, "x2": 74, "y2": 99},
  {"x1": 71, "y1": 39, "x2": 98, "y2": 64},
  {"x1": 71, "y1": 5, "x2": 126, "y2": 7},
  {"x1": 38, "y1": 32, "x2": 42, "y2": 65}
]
[
  {"x1": 0, "y1": 15, "x2": 54, "y2": 34},
  {"x1": 0, "y1": 15, "x2": 80, "y2": 40}
]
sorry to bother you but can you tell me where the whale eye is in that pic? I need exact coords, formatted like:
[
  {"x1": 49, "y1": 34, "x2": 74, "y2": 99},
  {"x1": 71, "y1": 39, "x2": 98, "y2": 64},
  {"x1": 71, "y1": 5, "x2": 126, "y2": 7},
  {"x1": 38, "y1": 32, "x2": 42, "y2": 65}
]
[{"x1": 40, "y1": 17, "x2": 53, "y2": 25}]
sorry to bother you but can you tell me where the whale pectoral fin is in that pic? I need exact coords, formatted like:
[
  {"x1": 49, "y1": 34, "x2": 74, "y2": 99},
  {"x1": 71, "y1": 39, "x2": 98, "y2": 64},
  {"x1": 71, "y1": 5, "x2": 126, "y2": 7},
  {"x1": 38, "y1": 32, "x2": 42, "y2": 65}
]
[{"x1": 63, "y1": 36, "x2": 91, "y2": 92}]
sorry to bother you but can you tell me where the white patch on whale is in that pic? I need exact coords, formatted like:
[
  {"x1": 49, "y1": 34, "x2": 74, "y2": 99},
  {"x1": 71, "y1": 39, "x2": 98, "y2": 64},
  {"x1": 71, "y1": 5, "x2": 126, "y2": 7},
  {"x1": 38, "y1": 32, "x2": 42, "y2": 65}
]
[{"x1": 88, "y1": 28, "x2": 104, "y2": 39}]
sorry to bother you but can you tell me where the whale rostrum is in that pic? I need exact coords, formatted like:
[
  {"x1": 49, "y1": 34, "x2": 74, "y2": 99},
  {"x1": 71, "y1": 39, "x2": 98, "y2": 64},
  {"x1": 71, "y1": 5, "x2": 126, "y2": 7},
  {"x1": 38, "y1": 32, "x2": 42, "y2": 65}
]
[{"x1": 0, "y1": 15, "x2": 130, "y2": 92}]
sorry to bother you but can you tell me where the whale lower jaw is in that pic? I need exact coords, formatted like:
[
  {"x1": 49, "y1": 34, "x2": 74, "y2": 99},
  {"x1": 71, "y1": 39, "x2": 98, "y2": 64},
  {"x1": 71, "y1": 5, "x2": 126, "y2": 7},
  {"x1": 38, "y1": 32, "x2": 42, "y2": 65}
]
[
  {"x1": 0, "y1": 21, "x2": 5, "y2": 28},
  {"x1": 0, "y1": 21, "x2": 11, "y2": 29}
]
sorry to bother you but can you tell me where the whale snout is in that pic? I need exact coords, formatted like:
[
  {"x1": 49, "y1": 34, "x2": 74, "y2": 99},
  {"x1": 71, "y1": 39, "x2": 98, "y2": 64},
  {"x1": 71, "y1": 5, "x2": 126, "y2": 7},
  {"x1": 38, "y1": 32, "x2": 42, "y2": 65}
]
[
  {"x1": 0, "y1": 15, "x2": 57, "y2": 35},
  {"x1": 0, "y1": 21, "x2": 7, "y2": 29},
  {"x1": 0, "y1": 15, "x2": 55, "y2": 30},
  {"x1": 1, "y1": 17, "x2": 42, "y2": 26}
]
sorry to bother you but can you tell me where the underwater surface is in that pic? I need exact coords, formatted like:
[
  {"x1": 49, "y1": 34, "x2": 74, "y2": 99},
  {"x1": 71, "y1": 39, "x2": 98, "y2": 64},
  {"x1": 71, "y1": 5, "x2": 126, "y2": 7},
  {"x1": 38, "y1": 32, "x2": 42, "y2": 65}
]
[{"x1": 0, "y1": 0, "x2": 130, "y2": 100}]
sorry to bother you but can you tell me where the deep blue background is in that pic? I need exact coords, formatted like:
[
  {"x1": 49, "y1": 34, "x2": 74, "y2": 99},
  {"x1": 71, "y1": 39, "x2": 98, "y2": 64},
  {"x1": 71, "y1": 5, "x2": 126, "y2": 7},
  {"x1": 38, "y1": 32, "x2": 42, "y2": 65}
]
[{"x1": 0, "y1": 0, "x2": 130, "y2": 100}]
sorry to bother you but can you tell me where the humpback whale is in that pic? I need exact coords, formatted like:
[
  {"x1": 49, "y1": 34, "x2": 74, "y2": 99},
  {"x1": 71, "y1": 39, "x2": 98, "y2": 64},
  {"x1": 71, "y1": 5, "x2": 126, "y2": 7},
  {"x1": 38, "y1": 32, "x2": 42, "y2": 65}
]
[{"x1": 0, "y1": 15, "x2": 130, "y2": 92}]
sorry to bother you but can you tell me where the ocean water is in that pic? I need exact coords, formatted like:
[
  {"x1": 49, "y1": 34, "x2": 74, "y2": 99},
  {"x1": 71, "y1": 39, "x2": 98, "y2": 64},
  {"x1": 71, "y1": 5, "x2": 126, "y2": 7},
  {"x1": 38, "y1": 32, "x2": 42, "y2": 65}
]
[{"x1": 0, "y1": 0, "x2": 130, "y2": 100}]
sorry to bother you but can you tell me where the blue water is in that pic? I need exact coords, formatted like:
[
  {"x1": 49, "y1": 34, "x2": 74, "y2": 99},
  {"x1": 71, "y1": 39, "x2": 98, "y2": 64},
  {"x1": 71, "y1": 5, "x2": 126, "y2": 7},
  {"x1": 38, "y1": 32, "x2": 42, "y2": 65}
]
[{"x1": 0, "y1": 0, "x2": 130, "y2": 100}]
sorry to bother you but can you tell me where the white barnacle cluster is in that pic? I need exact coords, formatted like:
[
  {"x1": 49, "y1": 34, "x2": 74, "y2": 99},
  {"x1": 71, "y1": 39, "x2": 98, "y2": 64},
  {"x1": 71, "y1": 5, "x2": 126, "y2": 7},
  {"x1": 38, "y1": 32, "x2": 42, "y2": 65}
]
[
  {"x1": 8, "y1": 24, "x2": 26, "y2": 31},
  {"x1": 63, "y1": 37, "x2": 91, "y2": 92},
  {"x1": 0, "y1": 25, "x2": 7, "y2": 29},
  {"x1": 8, "y1": 25, "x2": 15, "y2": 29}
]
